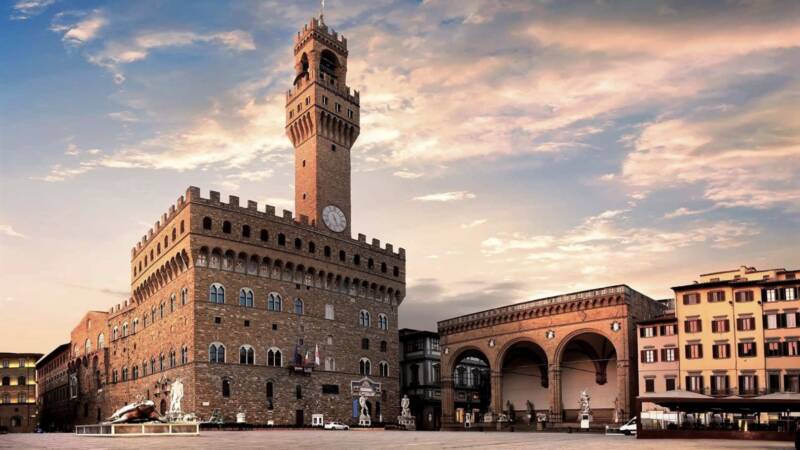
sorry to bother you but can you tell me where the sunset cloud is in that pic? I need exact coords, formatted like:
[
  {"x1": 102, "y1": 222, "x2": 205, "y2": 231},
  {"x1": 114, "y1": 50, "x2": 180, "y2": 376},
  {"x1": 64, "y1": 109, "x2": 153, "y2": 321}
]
[{"x1": 412, "y1": 191, "x2": 476, "y2": 202}]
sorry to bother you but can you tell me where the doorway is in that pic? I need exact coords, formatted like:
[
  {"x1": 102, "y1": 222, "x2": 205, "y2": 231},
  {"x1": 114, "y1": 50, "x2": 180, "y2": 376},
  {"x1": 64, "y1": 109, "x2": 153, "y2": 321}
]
[{"x1": 296, "y1": 409, "x2": 304, "y2": 427}]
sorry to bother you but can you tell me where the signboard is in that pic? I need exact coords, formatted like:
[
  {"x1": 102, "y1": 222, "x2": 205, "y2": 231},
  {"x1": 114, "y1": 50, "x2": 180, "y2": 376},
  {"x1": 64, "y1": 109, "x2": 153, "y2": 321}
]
[{"x1": 350, "y1": 377, "x2": 381, "y2": 397}]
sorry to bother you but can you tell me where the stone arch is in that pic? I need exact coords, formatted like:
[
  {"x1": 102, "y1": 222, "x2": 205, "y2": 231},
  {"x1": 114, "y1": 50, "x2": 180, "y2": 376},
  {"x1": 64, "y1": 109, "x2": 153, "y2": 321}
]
[{"x1": 496, "y1": 338, "x2": 550, "y2": 419}]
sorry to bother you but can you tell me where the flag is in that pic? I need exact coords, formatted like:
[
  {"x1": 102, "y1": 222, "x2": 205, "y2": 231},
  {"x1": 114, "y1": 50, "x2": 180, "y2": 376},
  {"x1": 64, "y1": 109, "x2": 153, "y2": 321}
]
[
  {"x1": 314, "y1": 344, "x2": 320, "y2": 366},
  {"x1": 304, "y1": 349, "x2": 310, "y2": 365}
]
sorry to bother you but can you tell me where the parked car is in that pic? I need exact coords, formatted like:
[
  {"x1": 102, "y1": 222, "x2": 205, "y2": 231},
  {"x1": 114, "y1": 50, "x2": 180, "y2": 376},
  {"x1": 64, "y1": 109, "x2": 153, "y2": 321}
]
[
  {"x1": 324, "y1": 421, "x2": 350, "y2": 430},
  {"x1": 620, "y1": 417, "x2": 637, "y2": 435}
]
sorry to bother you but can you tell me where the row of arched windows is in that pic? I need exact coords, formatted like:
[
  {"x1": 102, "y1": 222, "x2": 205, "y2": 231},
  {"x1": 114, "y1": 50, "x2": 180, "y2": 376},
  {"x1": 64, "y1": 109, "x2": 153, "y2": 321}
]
[
  {"x1": 0, "y1": 392, "x2": 29, "y2": 404},
  {"x1": 200, "y1": 217, "x2": 402, "y2": 278},
  {"x1": 110, "y1": 346, "x2": 188, "y2": 384},
  {"x1": 196, "y1": 247, "x2": 402, "y2": 304},
  {"x1": 112, "y1": 288, "x2": 189, "y2": 341},
  {"x1": 134, "y1": 219, "x2": 186, "y2": 277}
]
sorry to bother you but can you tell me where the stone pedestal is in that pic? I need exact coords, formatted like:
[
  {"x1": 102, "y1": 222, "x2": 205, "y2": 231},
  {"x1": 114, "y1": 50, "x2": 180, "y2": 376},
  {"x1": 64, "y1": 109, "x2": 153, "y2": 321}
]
[
  {"x1": 359, "y1": 414, "x2": 371, "y2": 427},
  {"x1": 398, "y1": 415, "x2": 416, "y2": 430}
]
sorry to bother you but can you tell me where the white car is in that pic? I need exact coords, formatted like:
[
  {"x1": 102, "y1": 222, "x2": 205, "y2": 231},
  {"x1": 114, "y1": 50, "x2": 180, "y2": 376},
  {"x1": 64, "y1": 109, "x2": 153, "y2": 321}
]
[
  {"x1": 619, "y1": 417, "x2": 637, "y2": 435},
  {"x1": 324, "y1": 422, "x2": 350, "y2": 430}
]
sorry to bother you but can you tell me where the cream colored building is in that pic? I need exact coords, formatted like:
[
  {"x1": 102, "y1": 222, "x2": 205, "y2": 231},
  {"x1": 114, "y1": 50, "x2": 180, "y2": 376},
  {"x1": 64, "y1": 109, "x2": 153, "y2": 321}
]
[{"x1": 673, "y1": 266, "x2": 799, "y2": 396}]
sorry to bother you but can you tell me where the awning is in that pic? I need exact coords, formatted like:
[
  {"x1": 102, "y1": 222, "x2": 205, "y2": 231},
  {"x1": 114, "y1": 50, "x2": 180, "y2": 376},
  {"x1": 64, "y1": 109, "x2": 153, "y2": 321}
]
[{"x1": 637, "y1": 392, "x2": 800, "y2": 413}]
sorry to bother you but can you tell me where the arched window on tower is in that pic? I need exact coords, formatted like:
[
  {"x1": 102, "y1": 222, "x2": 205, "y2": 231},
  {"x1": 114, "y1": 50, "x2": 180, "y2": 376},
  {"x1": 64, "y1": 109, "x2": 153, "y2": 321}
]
[
  {"x1": 203, "y1": 217, "x2": 212, "y2": 230},
  {"x1": 260, "y1": 229, "x2": 269, "y2": 241},
  {"x1": 222, "y1": 221, "x2": 232, "y2": 234},
  {"x1": 359, "y1": 358, "x2": 371, "y2": 376},
  {"x1": 242, "y1": 225, "x2": 251, "y2": 238},
  {"x1": 239, "y1": 345, "x2": 255, "y2": 365},
  {"x1": 222, "y1": 378, "x2": 231, "y2": 397},
  {"x1": 294, "y1": 298, "x2": 304, "y2": 315}
]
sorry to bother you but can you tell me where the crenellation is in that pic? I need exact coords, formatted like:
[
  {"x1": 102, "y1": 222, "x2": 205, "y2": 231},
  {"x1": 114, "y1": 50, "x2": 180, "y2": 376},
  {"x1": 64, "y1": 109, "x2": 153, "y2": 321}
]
[
  {"x1": 358, "y1": 233, "x2": 366, "y2": 242},
  {"x1": 247, "y1": 200, "x2": 258, "y2": 210},
  {"x1": 371, "y1": 238, "x2": 380, "y2": 248},
  {"x1": 228, "y1": 195, "x2": 239, "y2": 207},
  {"x1": 282, "y1": 210, "x2": 293, "y2": 220},
  {"x1": 265, "y1": 205, "x2": 276, "y2": 216},
  {"x1": 209, "y1": 191, "x2": 221, "y2": 203}
]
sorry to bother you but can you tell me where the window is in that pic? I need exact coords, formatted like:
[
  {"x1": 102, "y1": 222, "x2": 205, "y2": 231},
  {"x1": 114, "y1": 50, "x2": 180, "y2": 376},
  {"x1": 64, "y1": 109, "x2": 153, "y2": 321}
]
[
  {"x1": 361, "y1": 338, "x2": 370, "y2": 350},
  {"x1": 686, "y1": 375, "x2": 703, "y2": 393},
  {"x1": 640, "y1": 326, "x2": 655, "y2": 338},
  {"x1": 766, "y1": 289, "x2": 777, "y2": 302},
  {"x1": 159, "y1": 354, "x2": 165, "y2": 371},
  {"x1": 294, "y1": 238, "x2": 302, "y2": 250},
  {"x1": 768, "y1": 373, "x2": 781, "y2": 393},
  {"x1": 267, "y1": 348, "x2": 282, "y2": 367},
  {"x1": 322, "y1": 95, "x2": 328, "y2": 105},
  {"x1": 181, "y1": 288, "x2": 188, "y2": 305},
  {"x1": 209, "y1": 343, "x2": 225, "y2": 363},
  {"x1": 122, "y1": 367, "x2": 128, "y2": 382},
  {"x1": 296, "y1": 385, "x2": 302, "y2": 399},
  {"x1": 180, "y1": 220, "x2": 185, "y2": 233},
  {"x1": 239, "y1": 288, "x2": 254, "y2": 308},
  {"x1": 765, "y1": 341, "x2": 783, "y2": 357},
  {"x1": 122, "y1": 323, "x2": 128, "y2": 337},
  {"x1": 788, "y1": 341, "x2": 799, "y2": 356},
  {"x1": 738, "y1": 375, "x2": 758, "y2": 395},
  {"x1": 331, "y1": 144, "x2": 336, "y2": 152},
  {"x1": 132, "y1": 366, "x2": 139, "y2": 380},
  {"x1": 222, "y1": 221, "x2": 232, "y2": 234},
  {"x1": 97, "y1": 333, "x2": 105, "y2": 349},
  {"x1": 222, "y1": 379, "x2": 231, "y2": 397},
  {"x1": 786, "y1": 288, "x2": 797, "y2": 300},
  {"x1": 347, "y1": 109, "x2": 354, "y2": 119},
  {"x1": 112, "y1": 370, "x2": 118, "y2": 384},
  {"x1": 378, "y1": 314, "x2": 389, "y2": 330},
  {"x1": 203, "y1": 217, "x2": 212, "y2": 230},
  {"x1": 181, "y1": 346, "x2": 189, "y2": 365},
  {"x1": 294, "y1": 298, "x2": 304, "y2": 315},
  {"x1": 278, "y1": 233, "x2": 286, "y2": 246},
  {"x1": 359, "y1": 310, "x2": 371, "y2": 328},
  {"x1": 322, "y1": 384, "x2": 339, "y2": 394},
  {"x1": 644, "y1": 378, "x2": 655, "y2": 393},
  {"x1": 266, "y1": 382, "x2": 274, "y2": 410},
  {"x1": 324, "y1": 246, "x2": 331, "y2": 257},
  {"x1": 353, "y1": 254, "x2": 361, "y2": 265},
  {"x1": 325, "y1": 304, "x2": 335, "y2": 320},
  {"x1": 359, "y1": 358, "x2": 371, "y2": 376},
  {"x1": 308, "y1": 242, "x2": 315, "y2": 253},
  {"x1": 242, "y1": 225, "x2": 251, "y2": 238},
  {"x1": 641, "y1": 349, "x2": 657, "y2": 363},
  {"x1": 380, "y1": 341, "x2": 387, "y2": 352},
  {"x1": 267, "y1": 293, "x2": 282, "y2": 311},
  {"x1": 665, "y1": 378, "x2": 676, "y2": 391},
  {"x1": 324, "y1": 357, "x2": 336, "y2": 371},
  {"x1": 260, "y1": 229, "x2": 269, "y2": 241},
  {"x1": 708, "y1": 290, "x2": 726, "y2": 302},
  {"x1": 150, "y1": 357, "x2": 156, "y2": 373},
  {"x1": 660, "y1": 324, "x2": 676, "y2": 336},
  {"x1": 765, "y1": 314, "x2": 779, "y2": 330},
  {"x1": 785, "y1": 374, "x2": 800, "y2": 393},
  {"x1": 209, "y1": 283, "x2": 225, "y2": 304},
  {"x1": 712, "y1": 343, "x2": 730, "y2": 359},
  {"x1": 737, "y1": 316, "x2": 756, "y2": 331},
  {"x1": 339, "y1": 250, "x2": 346, "y2": 261},
  {"x1": 787, "y1": 312, "x2": 798, "y2": 328},
  {"x1": 712, "y1": 319, "x2": 730, "y2": 333},
  {"x1": 170, "y1": 294, "x2": 176, "y2": 313},
  {"x1": 685, "y1": 343, "x2": 703, "y2": 359},
  {"x1": 393, "y1": 266, "x2": 400, "y2": 277},
  {"x1": 335, "y1": 102, "x2": 341, "y2": 113},
  {"x1": 735, "y1": 291, "x2": 754, "y2": 302},
  {"x1": 738, "y1": 341, "x2": 757, "y2": 357},
  {"x1": 682, "y1": 293, "x2": 700, "y2": 305},
  {"x1": 684, "y1": 319, "x2": 702, "y2": 333},
  {"x1": 160, "y1": 302, "x2": 165, "y2": 319},
  {"x1": 711, "y1": 375, "x2": 729, "y2": 394},
  {"x1": 379, "y1": 361, "x2": 389, "y2": 377},
  {"x1": 239, "y1": 346, "x2": 255, "y2": 365}
]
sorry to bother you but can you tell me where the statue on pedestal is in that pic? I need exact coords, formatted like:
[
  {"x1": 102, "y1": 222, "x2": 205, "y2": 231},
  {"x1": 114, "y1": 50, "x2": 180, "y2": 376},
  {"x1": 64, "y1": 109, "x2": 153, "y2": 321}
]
[
  {"x1": 106, "y1": 399, "x2": 162, "y2": 424},
  {"x1": 401, "y1": 395, "x2": 411, "y2": 418},
  {"x1": 398, "y1": 395, "x2": 415, "y2": 430},
  {"x1": 579, "y1": 389, "x2": 591, "y2": 429},
  {"x1": 358, "y1": 394, "x2": 371, "y2": 426},
  {"x1": 168, "y1": 377, "x2": 184, "y2": 420}
]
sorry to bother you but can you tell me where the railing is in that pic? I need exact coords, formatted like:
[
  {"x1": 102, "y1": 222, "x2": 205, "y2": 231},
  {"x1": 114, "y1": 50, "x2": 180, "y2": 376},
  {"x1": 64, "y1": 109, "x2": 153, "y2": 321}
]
[{"x1": 439, "y1": 285, "x2": 630, "y2": 328}]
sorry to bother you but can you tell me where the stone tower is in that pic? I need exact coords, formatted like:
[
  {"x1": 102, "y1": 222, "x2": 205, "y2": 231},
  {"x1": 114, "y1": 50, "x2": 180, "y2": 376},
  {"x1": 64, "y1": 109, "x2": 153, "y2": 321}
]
[{"x1": 286, "y1": 16, "x2": 360, "y2": 236}]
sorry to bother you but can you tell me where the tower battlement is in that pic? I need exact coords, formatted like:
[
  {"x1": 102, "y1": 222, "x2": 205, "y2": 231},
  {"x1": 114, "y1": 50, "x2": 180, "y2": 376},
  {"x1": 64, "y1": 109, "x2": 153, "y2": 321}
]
[
  {"x1": 285, "y1": 72, "x2": 360, "y2": 105},
  {"x1": 295, "y1": 16, "x2": 348, "y2": 55},
  {"x1": 131, "y1": 186, "x2": 404, "y2": 260}
]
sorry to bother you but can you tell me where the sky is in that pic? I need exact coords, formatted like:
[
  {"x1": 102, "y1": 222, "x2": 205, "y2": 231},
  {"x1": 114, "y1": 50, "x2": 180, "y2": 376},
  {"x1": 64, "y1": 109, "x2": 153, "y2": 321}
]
[{"x1": 1, "y1": 0, "x2": 799, "y2": 354}]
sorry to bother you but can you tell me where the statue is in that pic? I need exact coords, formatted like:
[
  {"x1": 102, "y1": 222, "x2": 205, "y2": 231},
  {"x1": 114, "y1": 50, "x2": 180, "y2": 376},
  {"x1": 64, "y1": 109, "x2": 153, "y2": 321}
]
[
  {"x1": 168, "y1": 377, "x2": 184, "y2": 418},
  {"x1": 105, "y1": 399, "x2": 163, "y2": 424},
  {"x1": 613, "y1": 397, "x2": 619, "y2": 423},
  {"x1": 358, "y1": 394, "x2": 371, "y2": 426},
  {"x1": 401, "y1": 395, "x2": 411, "y2": 418},
  {"x1": 579, "y1": 389, "x2": 591, "y2": 414},
  {"x1": 526, "y1": 400, "x2": 534, "y2": 424},
  {"x1": 506, "y1": 400, "x2": 515, "y2": 423}
]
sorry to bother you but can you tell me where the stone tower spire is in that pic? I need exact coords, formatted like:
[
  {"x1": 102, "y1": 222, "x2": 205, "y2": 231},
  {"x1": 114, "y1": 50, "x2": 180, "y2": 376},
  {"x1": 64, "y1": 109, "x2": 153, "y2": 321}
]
[{"x1": 285, "y1": 16, "x2": 360, "y2": 236}]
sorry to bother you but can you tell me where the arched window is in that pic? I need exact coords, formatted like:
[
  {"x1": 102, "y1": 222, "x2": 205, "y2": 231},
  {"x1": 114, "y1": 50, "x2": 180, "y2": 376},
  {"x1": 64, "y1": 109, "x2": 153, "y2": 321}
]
[
  {"x1": 239, "y1": 345, "x2": 255, "y2": 365},
  {"x1": 17, "y1": 376, "x2": 25, "y2": 386},
  {"x1": 242, "y1": 225, "x2": 251, "y2": 238},
  {"x1": 203, "y1": 217, "x2": 212, "y2": 230},
  {"x1": 354, "y1": 254, "x2": 361, "y2": 265},
  {"x1": 209, "y1": 343, "x2": 225, "y2": 363},
  {"x1": 324, "y1": 357, "x2": 336, "y2": 371},
  {"x1": 181, "y1": 346, "x2": 189, "y2": 365},
  {"x1": 122, "y1": 322, "x2": 129, "y2": 337},
  {"x1": 170, "y1": 294, "x2": 176, "y2": 312},
  {"x1": 132, "y1": 366, "x2": 139, "y2": 380},
  {"x1": 380, "y1": 340, "x2": 389, "y2": 353},
  {"x1": 111, "y1": 370, "x2": 118, "y2": 384},
  {"x1": 296, "y1": 384, "x2": 302, "y2": 399},
  {"x1": 159, "y1": 302, "x2": 164, "y2": 318},
  {"x1": 209, "y1": 283, "x2": 225, "y2": 304},
  {"x1": 97, "y1": 333, "x2": 105, "y2": 349},
  {"x1": 267, "y1": 348, "x2": 282, "y2": 367},
  {"x1": 361, "y1": 338, "x2": 370, "y2": 350},
  {"x1": 122, "y1": 367, "x2": 128, "y2": 382},
  {"x1": 294, "y1": 298, "x2": 304, "y2": 315},
  {"x1": 197, "y1": 248, "x2": 208, "y2": 266},
  {"x1": 151, "y1": 307, "x2": 156, "y2": 323},
  {"x1": 260, "y1": 229, "x2": 269, "y2": 241},
  {"x1": 368, "y1": 258, "x2": 374, "y2": 269},
  {"x1": 339, "y1": 250, "x2": 346, "y2": 261},
  {"x1": 150, "y1": 357, "x2": 156, "y2": 374},
  {"x1": 112, "y1": 326, "x2": 119, "y2": 341},
  {"x1": 393, "y1": 266, "x2": 400, "y2": 277},
  {"x1": 266, "y1": 381, "x2": 274, "y2": 410},
  {"x1": 222, "y1": 378, "x2": 231, "y2": 397},
  {"x1": 267, "y1": 292, "x2": 282, "y2": 311},
  {"x1": 308, "y1": 242, "x2": 316, "y2": 253},
  {"x1": 142, "y1": 360, "x2": 148, "y2": 376},
  {"x1": 181, "y1": 287, "x2": 188, "y2": 305},
  {"x1": 172, "y1": 228, "x2": 177, "y2": 241},
  {"x1": 180, "y1": 220, "x2": 185, "y2": 234},
  {"x1": 359, "y1": 358, "x2": 371, "y2": 376},
  {"x1": 359, "y1": 310, "x2": 371, "y2": 328},
  {"x1": 159, "y1": 353, "x2": 165, "y2": 371},
  {"x1": 132, "y1": 318, "x2": 139, "y2": 334},
  {"x1": 222, "y1": 221, "x2": 232, "y2": 233},
  {"x1": 277, "y1": 233, "x2": 286, "y2": 246},
  {"x1": 239, "y1": 288, "x2": 254, "y2": 307},
  {"x1": 379, "y1": 361, "x2": 389, "y2": 377},
  {"x1": 378, "y1": 314, "x2": 389, "y2": 330},
  {"x1": 84, "y1": 339, "x2": 91, "y2": 354},
  {"x1": 381, "y1": 262, "x2": 387, "y2": 273},
  {"x1": 169, "y1": 350, "x2": 176, "y2": 368},
  {"x1": 294, "y1": 238, "x2": 302, "y2": 250},
  {"x1": 1, "y1": 377, "x2": 9, "y2": 387}
]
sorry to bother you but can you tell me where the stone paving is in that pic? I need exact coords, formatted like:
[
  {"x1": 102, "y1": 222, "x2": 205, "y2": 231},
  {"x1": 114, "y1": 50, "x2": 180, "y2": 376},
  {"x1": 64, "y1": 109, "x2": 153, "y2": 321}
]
[{"x1": 0, "y1": 430, "x2": 794, "y2": 450}]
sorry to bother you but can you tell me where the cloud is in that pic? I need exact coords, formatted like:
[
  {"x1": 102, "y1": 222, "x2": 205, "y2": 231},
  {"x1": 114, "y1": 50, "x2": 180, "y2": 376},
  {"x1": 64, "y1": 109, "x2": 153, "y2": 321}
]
[
  {"x1": 50, "y1": 10, "x2": 106, "y2": 45},
  {"x1": 35, "y1": 163, "x2": 96, "y2": 182},
  {"x1": 86, "y1": 30, "x2": 255, "y2": 83},
  {"x1": 664, "y1": 207, "x2": 713, "y2": 219},
  {"x1": 108, "y1": 111, "x2": 139, "y2": 123},
  {"x1": 393, "y1": 170, "x2": 423, "y2": 179},
  {"x1": 64, "y1": 143, "x2": 80, "y2": 156},
  {"x1": 412, "y1": 191, "x2": 476, "y2": 202},
  {"x1": 219, "y1": 169, "x2": 275, "y2": 191},
  {"x1": 460, "y1": 219, "x2": 487, "y2": 229},
  {"x1": 620, "y1": 84, "x2": 800, "y2": 211},
  {"x1": 0, "y1": 225, "x2": 27, "y2": 239},
  {"x1": 11, "y1": 0, "x2": 56, "y2": 20}
]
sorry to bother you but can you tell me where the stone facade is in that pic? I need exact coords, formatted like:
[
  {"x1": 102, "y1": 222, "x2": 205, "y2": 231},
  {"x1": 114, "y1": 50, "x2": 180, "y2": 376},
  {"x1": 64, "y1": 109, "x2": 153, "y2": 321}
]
[
  {"x1": 437, "y1": 285, "x2": 665, "y2": 428},
  {"x1": 0, "y1": 352, "x2": 42, "y2": 433},
  {"x1": 36, "y1": 343, "x2": 72, "y2": 431},
  {"x1": 44, "y1": 15, "x2": 406, "y2": 429}
]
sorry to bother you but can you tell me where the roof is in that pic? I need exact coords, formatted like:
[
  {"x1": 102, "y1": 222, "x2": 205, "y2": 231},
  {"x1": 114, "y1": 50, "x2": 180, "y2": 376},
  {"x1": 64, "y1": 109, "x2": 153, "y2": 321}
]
[
  {"x1": 36, "y1": 343, "x2": 71, "y2": 367},
  {"x1": 399, "y1": 328, "x2": 438, "y2": 339},
  {"x1": 637, "y1": 314, "x2": 676, "y2": 326},
  {"x1": 638, "y1": 391, "x2": 800, "y2": 412}
]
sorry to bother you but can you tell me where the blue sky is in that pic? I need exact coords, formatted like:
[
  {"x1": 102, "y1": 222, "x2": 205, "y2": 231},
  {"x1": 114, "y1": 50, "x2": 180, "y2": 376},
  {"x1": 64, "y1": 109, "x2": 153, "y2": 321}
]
[{"x1": 1, "y1": 0, "x2": 799, "y2": 352}]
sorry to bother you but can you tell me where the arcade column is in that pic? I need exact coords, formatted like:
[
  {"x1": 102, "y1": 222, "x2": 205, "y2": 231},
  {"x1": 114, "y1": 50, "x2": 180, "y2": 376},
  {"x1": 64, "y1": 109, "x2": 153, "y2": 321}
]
[{"x1": 548, "y1": 364, "x2": 562, "y2": 423}]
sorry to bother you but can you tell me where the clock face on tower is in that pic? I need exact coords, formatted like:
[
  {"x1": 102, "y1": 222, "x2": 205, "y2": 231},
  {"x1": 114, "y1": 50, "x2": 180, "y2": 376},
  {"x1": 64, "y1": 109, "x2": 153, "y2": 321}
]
[{"x1": 322, "y1": 205, "x2": 347, "y2": 232}]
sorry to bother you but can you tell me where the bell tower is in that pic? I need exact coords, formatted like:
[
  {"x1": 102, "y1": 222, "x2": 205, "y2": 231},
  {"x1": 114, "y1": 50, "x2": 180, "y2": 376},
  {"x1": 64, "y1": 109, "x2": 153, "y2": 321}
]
[{"x1": 286, "y1": 16, "x2": 360, "y2": 235}]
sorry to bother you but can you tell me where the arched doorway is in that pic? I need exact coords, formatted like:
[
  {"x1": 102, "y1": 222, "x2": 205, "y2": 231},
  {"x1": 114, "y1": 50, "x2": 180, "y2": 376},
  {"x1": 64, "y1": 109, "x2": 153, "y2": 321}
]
[
  {"x1": 451, "y1": 349, "x2": 491, "y2": 424},
  {"x1": 500, "y1": 341, "x2": 549, "y2": 420},
  {"x1": 559, "y1": 332, "x2": 618, "y2": 423}
]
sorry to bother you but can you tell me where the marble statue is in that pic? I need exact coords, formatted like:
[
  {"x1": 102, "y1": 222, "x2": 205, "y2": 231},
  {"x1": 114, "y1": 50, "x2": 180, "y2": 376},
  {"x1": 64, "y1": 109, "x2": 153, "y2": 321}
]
[
  {"x1": 401, "y1": 395, "x2": 411, "y2": 418},
  {"x1": 106, "y1": 399, "x2": 162, "y2": 424},
  {"x1": 579, "y1": 389, "x2": 591, "y2": 414},
  {"x1": 358, "y1": 394, "x2": 371, "y2": 426},
  {"x1": 168, "y1": 377, "x2": 184, "y2": 417}
]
